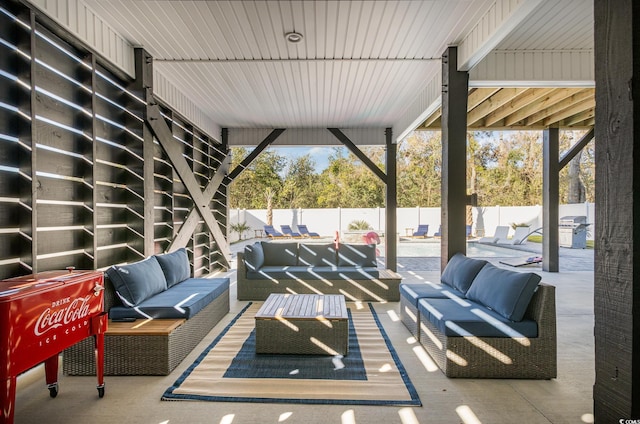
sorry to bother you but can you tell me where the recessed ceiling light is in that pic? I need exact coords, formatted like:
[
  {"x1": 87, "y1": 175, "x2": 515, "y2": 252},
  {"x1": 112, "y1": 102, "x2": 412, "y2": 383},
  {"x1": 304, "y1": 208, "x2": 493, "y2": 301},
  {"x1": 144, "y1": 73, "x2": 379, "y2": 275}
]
[{"x1": 285, "y1": 31, "x2": 303, "y2": 43}]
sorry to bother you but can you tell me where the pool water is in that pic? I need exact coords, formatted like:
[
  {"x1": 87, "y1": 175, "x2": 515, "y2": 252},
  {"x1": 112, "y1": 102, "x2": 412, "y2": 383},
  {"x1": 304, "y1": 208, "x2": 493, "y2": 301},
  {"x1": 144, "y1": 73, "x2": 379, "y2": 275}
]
[{"x1": 378, "y1": 241, "x2": 524, "y2": 258}]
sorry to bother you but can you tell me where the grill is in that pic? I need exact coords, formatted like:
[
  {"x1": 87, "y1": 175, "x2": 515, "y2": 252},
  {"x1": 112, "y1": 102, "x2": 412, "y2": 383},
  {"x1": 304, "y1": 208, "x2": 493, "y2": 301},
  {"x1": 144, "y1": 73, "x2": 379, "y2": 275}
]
[{"x1": 559, "y1": 216, "x2": 589, "y2": 248}]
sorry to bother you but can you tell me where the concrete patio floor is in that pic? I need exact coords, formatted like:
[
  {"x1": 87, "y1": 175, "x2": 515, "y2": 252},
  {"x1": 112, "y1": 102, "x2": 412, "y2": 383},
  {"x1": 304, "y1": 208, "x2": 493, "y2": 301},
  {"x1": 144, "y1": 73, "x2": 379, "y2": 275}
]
[{"x1": 14, "y1": 240, "x2": 594, "y2": 424}]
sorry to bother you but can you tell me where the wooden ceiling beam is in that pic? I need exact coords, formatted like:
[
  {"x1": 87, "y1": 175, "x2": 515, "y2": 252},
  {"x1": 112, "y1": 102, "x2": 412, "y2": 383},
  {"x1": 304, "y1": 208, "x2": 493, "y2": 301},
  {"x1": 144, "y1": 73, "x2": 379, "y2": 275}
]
[
  {"x1": 525, "y1": 88, "x2": 594, "y2": 126},
  {"x1": 419, "y1": 88, "x2": 499, "y2": 129},
  {"x1": 417, "y1": 87, "x2": 596, "y2": 130},
  {"x1": 562, "y1": 107, "x2": 596, "y2": 126},
  {"x1": 543, "y1": 97, "x2": 595, "y2": 127},
  {"x1": 467, "y1": 87, "x2": 528, "y2": 126},
  {"x1": 503, "y1": 87, "x2": 585, "y2": 126},
  {"x1": 421, "y1": 110, "x2": 442, "y2": 128},
  {"x1": 484, "y1": 87, "x2": 556, "y2": 127},
  {"x1": 467, "y1": 87, "x2": 501, "y2": 110}
]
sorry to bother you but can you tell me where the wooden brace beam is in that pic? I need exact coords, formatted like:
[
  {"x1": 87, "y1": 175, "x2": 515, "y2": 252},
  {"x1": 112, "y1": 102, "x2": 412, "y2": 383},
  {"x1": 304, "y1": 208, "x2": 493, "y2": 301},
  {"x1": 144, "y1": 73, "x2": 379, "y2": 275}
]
[
  {"x1": 559, "y1": 127, "x2": 594, "y2": 170},
  {"x1": 327, "y1": 128, "x2": 387, "y2": 182},
  {"x1": 227, "y1": 128, "x2": 286, "y2": 181},
  {"x1": 145, "y1": 93, "x2": 231, "y2": 265},
  {"x1": 168, "y1": 154, "x2": 231, "y2": 254}
]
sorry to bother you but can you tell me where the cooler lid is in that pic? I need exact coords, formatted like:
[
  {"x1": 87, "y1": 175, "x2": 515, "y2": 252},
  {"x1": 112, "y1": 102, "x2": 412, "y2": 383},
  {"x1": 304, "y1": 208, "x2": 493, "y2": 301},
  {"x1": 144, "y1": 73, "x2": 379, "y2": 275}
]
[{"x1": 0, "y1": 270, "x2": 94, "y2": 301}]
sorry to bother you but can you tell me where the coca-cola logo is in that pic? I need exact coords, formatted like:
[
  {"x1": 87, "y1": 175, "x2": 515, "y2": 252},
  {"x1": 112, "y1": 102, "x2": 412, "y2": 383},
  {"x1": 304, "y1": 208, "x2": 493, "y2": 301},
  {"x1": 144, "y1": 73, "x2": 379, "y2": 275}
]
[{"x1": 34, "y1": 295, "x2": 92, "y2": 336}]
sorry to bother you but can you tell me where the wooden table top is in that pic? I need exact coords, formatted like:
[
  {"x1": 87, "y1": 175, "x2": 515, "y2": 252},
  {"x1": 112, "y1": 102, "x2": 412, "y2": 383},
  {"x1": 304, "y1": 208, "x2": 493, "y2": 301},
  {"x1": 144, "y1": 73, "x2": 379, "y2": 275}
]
[
  {"x1": 107, "y1": 318, "x2": 186, "y2": 335},
  {"x1": 255, "y1": 293, "x2": 348, "y2": 320}
]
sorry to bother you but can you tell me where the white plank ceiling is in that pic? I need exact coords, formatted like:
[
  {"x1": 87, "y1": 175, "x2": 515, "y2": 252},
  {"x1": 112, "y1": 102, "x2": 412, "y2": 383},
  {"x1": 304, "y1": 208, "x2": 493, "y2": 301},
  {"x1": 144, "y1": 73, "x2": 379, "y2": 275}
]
[{"x1": 78, "y1": 0, "x2": 593, "y2": 137}]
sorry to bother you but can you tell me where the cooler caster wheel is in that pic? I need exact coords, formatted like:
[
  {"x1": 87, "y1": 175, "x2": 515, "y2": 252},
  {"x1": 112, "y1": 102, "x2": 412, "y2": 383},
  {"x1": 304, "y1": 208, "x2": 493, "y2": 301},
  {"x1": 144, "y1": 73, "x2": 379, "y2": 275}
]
[
  {"x1": 48, "y1": 383, "x2": 58, "y2": 398},
  {"x1": 98, "y1": 385, "x2": 105, "y2": 398}
]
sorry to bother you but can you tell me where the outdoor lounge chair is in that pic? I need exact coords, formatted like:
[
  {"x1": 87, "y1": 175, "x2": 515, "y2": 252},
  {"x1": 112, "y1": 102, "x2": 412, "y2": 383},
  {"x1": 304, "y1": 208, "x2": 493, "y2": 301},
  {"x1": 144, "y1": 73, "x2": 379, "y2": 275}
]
[
  {"x1": 498, "y1": 226, "x2": 531, "y2": 245},
  {"x1": 428, "y1": 225, "x2": 469, "y2": 238},
  {"x1": 297, "y1": 224, "x2": 320, "y2": 238},
  {"x1": 264, "y1": 225, "x2": 287, "y2": 239},
  {"x1": 280, "y1": 225, "x2": 303, "y2": 238},
  {"x1": 478, "y1": 225, "x2": 510, "y2": 243},
  {"x1": 412, "y1": 224, "x2": 429, "y2": 238}
]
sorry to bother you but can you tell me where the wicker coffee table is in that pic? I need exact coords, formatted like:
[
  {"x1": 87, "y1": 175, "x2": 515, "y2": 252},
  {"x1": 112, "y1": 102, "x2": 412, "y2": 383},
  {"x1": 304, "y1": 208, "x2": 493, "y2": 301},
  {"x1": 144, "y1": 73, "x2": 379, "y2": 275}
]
[{"x1": 255, "y1": 293, "x2": 349, "y2": 355}]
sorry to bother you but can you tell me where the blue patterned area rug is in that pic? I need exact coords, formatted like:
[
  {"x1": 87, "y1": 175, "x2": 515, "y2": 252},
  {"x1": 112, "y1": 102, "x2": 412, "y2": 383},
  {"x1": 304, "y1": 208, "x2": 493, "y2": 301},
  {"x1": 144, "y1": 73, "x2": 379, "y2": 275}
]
[{"x1": 162, "y1": 302, "x2": 421, "y2": 406}]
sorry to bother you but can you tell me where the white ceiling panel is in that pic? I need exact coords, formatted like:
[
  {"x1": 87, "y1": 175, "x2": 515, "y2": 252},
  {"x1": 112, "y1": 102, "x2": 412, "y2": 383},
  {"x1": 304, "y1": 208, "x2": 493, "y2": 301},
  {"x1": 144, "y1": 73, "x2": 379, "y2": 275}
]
[
  {"x1": 76, "y1": 0, "x2": 594, "y2": 133},
  {"x1": 494, "y1": 0, "x2": 593, "y2": 51}
]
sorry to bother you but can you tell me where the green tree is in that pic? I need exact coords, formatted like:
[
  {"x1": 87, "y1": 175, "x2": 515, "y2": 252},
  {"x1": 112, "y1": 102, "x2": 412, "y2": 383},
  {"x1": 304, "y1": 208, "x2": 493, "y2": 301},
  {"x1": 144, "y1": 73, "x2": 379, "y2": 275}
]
[
  {"x1": 229, "y1": 147, "x2": 286, "y2": 209},
  {"x1": 316, "y1": 148, "x2": 384, "y2": 208},
  {"x1": 559, "y1": 130, "x2": 593, "y2": 203},
  {"x1": 397, "y1": 131, "x2": 442, "y2": 207},
  {"x1": 473, "y1": 131, "x2": 543, "y2": 206},
  {"x1": 280, "y1": 154, "x2": 320, "y2": 208}
]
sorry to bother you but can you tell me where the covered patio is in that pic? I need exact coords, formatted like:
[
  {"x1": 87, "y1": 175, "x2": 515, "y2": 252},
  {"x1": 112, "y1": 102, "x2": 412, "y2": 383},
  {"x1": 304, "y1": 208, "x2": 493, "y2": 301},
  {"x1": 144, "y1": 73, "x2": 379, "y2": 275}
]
[
  {"x1": 1, "y1": 0, "x2": 637, "y2": 422},
  {"x1": 15, "y1": 242, "x2": 594, "y2": 423}
]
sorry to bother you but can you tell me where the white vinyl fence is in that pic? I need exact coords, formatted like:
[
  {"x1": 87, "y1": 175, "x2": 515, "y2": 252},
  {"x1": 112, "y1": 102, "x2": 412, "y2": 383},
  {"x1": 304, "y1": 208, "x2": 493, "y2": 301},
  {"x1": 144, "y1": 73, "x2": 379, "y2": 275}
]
[{"x1": 228, "y1": 203, "x2": 595, "y2": 243}]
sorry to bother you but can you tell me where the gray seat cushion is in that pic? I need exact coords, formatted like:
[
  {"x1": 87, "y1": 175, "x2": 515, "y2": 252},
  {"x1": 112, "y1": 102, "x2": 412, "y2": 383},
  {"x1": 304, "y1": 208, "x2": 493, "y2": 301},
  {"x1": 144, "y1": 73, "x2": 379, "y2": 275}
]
[
  {"x1": 440, "y1": 253, "x2": 487, "y2": 294},
  {"x1": 261, "y1": 241, "x2": 298, "y2": 266},
  {"x1": 298, "y1": 243, "x2": 337, "y2": 266},
  {"x1": 337, "y1": 243, "x2": 377, "y2": 267},
  {"x1": 246, "y1": 266, "x2": 380, "y2": 280},
  {"x1": 243, "y1": 242, "x2": 265, "y2": 271},
  {"x1": 154, "y1": 248, "x2": 191, "y2": 288},
  {"x1": 418, "y1": 298, "x2": 538, "y2": 338},
  {"x1": 400, "y1": 282, "x2": 465, "y2": 306},
  {"x1": 106, "y1": 256, "x2": 167, "y2": 306},
  {"x1": 466, "y1": 263, "x2": 541, "y2": 321},
  {"x1": 109, "y1": 277, "x2": 229, "y2": 320}
]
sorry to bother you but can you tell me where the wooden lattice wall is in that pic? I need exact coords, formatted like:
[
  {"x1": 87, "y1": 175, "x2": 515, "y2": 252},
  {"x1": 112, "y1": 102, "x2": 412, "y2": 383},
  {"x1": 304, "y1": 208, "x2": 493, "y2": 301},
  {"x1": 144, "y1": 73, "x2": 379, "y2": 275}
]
[{"x1": 0, "y1": 1, "x2": 228, "y2": 280}]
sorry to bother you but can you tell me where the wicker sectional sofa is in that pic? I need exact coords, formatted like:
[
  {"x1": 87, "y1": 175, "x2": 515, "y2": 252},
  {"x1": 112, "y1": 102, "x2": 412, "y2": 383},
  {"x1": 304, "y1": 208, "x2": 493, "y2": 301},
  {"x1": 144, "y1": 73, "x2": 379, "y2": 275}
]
[
  {"x1": 237, "y1": 241, "x2": 402, "y2": 301},
  {"x1": 63, "y1": 248, "x2": 230, "y2": 376},
  {"x1": 400, "y1": 253, "x2": 556, "y2": 379}
]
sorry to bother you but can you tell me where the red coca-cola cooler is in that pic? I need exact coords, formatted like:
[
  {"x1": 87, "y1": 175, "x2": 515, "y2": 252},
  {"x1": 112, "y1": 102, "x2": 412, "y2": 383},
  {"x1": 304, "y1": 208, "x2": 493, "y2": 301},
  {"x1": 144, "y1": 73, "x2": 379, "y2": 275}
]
[{"x1": 0, "y1": 269, "x2": 107, "y2": 424}]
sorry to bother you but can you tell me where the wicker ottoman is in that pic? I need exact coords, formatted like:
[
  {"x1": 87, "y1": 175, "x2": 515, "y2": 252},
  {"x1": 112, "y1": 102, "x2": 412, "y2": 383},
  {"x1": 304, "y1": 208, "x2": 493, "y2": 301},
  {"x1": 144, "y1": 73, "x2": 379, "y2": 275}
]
[{"x1": 255, "y1": 293, "x2": 348, "y2": 355}]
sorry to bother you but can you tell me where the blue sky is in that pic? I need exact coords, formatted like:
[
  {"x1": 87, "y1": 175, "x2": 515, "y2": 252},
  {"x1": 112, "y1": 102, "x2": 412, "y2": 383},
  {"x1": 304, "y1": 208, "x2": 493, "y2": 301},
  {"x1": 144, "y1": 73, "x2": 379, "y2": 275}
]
[{"x1": 271, "y1": 146, "x2": 339, "y2": 173}]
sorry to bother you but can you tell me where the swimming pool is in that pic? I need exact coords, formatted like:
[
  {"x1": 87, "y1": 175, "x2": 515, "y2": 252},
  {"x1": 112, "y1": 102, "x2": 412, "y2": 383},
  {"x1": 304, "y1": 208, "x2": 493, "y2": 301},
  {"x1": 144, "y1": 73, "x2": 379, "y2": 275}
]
[{"x1": 378, "y1": 241, "x2": 524, "y2": 258}]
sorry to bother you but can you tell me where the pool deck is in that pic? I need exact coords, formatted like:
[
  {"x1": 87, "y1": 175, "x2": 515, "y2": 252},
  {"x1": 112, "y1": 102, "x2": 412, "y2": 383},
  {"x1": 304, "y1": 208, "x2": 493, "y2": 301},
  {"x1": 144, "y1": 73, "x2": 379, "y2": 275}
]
[{"x1": 395, "y1": 239, "x2": 593, "y2": 272}]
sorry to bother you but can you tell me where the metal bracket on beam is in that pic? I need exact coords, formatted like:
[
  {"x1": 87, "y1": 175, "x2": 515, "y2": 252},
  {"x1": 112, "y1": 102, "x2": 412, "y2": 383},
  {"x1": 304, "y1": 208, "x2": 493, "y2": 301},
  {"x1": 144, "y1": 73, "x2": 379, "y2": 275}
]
[{"x1": 466, "y1": 193, "x2": 478, "y2": 206}]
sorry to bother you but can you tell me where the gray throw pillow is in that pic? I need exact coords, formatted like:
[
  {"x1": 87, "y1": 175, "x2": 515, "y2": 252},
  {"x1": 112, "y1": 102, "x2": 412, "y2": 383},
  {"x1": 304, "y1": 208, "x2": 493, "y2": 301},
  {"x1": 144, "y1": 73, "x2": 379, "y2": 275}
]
[
  {"x1": 465, "y1": 263, "x2": 542, "y2": 321},
  {"x1": 298, "y1": 243, "x2": 337, "y2": 266},
  {"x1": 243, "y1": 242, "x2": 265, "y2": 271},
  {"x1": 106, "y1": 256, "x2": 167, "y2": 306},
  {"x1": 154, "y1": 248, "x2": 191, "y2": 288},
  {"x1": 261, "y1": 242, "x2": 298, "y2": 266},
  {"x1": 441, "y1": 253, "x2": 487, "y2": 294},
  {"x1": 337, "y1": 243, "x2": 377, "y2": 267}
]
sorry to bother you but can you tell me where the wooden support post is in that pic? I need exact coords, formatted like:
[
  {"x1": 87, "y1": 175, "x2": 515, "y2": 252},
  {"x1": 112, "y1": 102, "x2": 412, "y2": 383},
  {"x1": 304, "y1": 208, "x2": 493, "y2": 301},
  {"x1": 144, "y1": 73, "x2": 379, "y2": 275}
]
[
  {"x1": 385, "y1": 128, "x2": 397, "y2": 271},
  {"x1": 542, "y1": 127, "x2": 559, "y2": 272},
  {"x1": 134, "y1": 48, "x2": 156, "y2": 257},
  {"x1": 594, "y1": 0, "x2": 640, "y2": 420},
  {"x1": 28, "y1": 10, "x2": 37, "y2": 273},
  {"x1": 440, "y1": 46, "x2": 469, "y2": 271}
]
